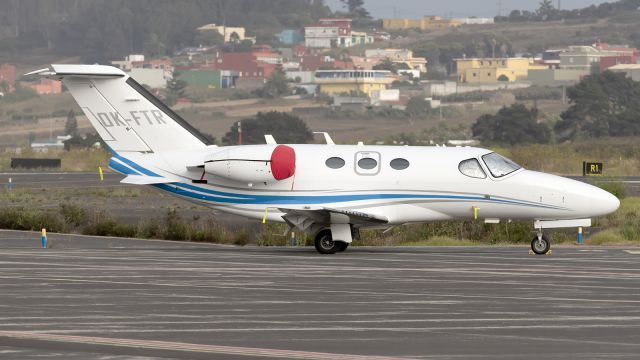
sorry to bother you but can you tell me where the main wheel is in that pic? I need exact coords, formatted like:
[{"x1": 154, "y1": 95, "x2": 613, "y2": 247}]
[
  {"x1": 336, "y1": 241, "x2": 349, "y2": 252},
  {"x1": 314, "y1": 230, "x2": 339, "y2": 254},
  {"x1": 531, "y1": 234, "x2": 551, "y2": 255}
]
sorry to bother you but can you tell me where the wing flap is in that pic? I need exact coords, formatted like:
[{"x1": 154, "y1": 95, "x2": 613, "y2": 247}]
[{"x1": 120, "y1": 175, "x2": 178, "y2": 185}]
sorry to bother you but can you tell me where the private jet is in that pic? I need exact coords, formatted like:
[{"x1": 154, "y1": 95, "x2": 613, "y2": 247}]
[{"x1": 27, "y1": 65, "x2": 620, "y2": 254}]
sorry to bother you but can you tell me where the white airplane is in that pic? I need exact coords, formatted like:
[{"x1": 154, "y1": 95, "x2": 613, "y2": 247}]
[{"x1": 27, "y1": 64, "x2": 620, "y2": 254}]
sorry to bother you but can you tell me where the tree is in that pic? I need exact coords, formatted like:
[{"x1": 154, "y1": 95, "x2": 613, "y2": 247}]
[
  {"x1": 554, "y1": 71, "x2": 640, "y2": 140},
  {"x1": 373, "y1": 59, "x2": 403, "y2": 74},
  {"x1": 165, "y1": 71, "x2": 187, "y2": 106},
  {"x1": 472, "y1": 104, "x2": 551, "y2": 145},
  {"x1": 143, "y1": 33, "x2": 166, "y2": 57},
  {"x1": 258, "y1": 69, "x2": 289, "y2": 98},
  {"x1": 194, "y1": 30, "x2": 224, "y2": 46},
  {"x1": 536, "y1": 0, "x2": 558, "y2": 20},
  {"x1": 0, "y1": 80, "x2": 9, "y2": 94},
  {"x1": 339, "y1": 0, "x2": 370, "y2": 19},
  {"x1": 64, "y1": 110, "x2": 78, "y2": 137},
  {"x1": 222, "y1": 111, "x2": 313, "y2": 145},
  {"x1": 405, "y1": 96, "x2": 432, "y2": 120}
]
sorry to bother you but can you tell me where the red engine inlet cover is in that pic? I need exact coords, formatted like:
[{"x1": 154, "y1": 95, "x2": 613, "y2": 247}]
[{"x1": 270, "y1": 145, "x2": 296, "y2": 180}]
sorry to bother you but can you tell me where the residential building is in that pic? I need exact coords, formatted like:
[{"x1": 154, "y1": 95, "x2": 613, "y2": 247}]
[
  {"x1": 31, "y1": 135, "x2": 72, "y2": 152},
  {"x1": 276, "y1": 29, "x2": 304, "y2": 45},
  {"x1": 373, "y1": 32, "x2": 391, "y2": 41},
  {"x1": 0, "y1": 63, "x2": 17, "y2": 93},
  {"x1": 178, "y1": 69, "x2": 239, "y2": 88},
  {"x1": 209, "y1": 52, "x2": 279, "y2": 79},
  {"x1": 559, "y1": 46, "x2": 618, "y2": 73},
  {"x1": 383, "y1": 16, "x2": 462, "y2": 30},
  {"x1": 365, "y1": 48, "x2": 428, "y2": 73},
  {"x1": 23, "y1": 78, "x2": 62, "y2": 94},
  {"x1": 285, "y1": 70, "x2": 314, "y2": 83},
  {"x1": 111, "y1": 54, "x2": 145, "y2": 71},
  {"x1": 457, "y1": 17, "x2": 494, "y2": 24},
  {"x1": 609, "y1": 64, "x2": 640, "y2": 81},
  {"x1": 455, "y1": 57, "x2": 546, "y2": 83},
  {"x1": 351, "y1": 31, "x2": 374, "y2": 46},
  {"x1": 112, "y1": 55, "x2": 173, "y2": 72},
  {"x1": 252, "y1": 45, "x2": 282, "y2": 65},
  {"x1": 305, "y1": 18, "x2": 352, "y2": 48},
  {"x1": 528, "y1": 69, "x2": 590, "y2": 87},
  {"x1": 313, "y1": 69, "x2": 395, "y2": 97},
  {"x1": 197, "y1": 23, "x2": 247, "y2": 43},
  {"x1": 128, "y1": 68, "x2": 171, "y2": 89}
]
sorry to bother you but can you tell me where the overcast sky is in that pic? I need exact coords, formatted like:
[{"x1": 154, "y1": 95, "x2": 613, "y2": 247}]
[{"x1": 325, "y1": 0, "x2": 611, "y2": 18}]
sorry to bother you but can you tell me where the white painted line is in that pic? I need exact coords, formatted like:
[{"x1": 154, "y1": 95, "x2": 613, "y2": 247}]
[
  {"x1": 0, "y1": 331, "x2": 409, "y2": 360},
  {"x1": 624, "y1": 250, "x2": 640, "y2": 254}
]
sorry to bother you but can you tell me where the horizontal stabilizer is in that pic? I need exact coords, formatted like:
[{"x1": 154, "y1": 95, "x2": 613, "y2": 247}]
[
  {"x1": 25, "y1": 64, "x2": 126, "y2": 79},
  {"x1": 120, "y1": 175, "x2": 178, "y2": 185}
]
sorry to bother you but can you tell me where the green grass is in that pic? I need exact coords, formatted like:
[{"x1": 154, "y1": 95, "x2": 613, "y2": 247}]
[
  {"x1": 401, "y1": 236, "x2": 478, "y2": 247},
  {"x1": 0, "y1": 148, "x2": 111, "y2": 172}
]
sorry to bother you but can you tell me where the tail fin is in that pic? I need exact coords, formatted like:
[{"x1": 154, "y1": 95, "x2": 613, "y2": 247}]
[{"x1": 27, "y1": 64, "x2": 210, "y2": 153}]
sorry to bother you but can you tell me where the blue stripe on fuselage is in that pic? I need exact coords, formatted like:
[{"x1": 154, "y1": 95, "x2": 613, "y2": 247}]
[{"x1": 112, "y1": 151, "x2": 566, "y2": 210}]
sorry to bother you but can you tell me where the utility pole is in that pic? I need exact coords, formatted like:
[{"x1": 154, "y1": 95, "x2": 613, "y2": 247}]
[{"x1": 497, "y1": 0, "x2": 503, "y2": 17}]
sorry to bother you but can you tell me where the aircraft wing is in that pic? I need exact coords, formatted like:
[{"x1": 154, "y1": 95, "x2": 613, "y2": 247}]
[{"x1": 279, "y1": 207, "x2": 388, "y2": 234}]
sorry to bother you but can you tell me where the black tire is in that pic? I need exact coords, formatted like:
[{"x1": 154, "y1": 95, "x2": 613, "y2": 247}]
[
  {"x1": 336, "y1": 241, "x2": 349, "y2": 252},
  {"x1": 531, "y1": 234, "x2": 551, "y2": 255},
  {"x1": 314, "y1": 230, "x2": 339, "y2": 254}
]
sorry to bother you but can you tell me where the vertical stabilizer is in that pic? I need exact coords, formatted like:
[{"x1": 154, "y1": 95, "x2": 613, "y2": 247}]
[{"x1": 29, "y1": 64, "x2": 210, "y2": 153}]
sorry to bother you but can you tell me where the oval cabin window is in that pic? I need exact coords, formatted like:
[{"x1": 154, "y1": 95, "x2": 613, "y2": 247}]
[
  {"x1": 390, "y1": 158, "x2": 410, "y2": 170},
  {"x1": 357, "y1": 157, "x2": 378, "y2": 170},
  {"x1": 325, "y1": 157, "x2": 345, "y2": 169}
]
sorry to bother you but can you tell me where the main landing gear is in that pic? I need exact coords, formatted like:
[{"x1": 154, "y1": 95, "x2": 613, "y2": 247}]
[
  {"x1": 531, "y1": 232, "x2": 551, "y2": 255},
  {"x1": 314, "y1": 229, "x2": 349, "y2": 254}
]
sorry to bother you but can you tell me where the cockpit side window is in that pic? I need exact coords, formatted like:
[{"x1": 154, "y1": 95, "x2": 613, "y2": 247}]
[
  {"x1": 458, "y1": 158, "x2": 486, "y2": 179},
  {"x1": 481, "y1": 152, "x2": 522, "y2": 178}
]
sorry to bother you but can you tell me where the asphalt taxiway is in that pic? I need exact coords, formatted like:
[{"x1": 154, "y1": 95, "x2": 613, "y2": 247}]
[{"x1": 1, "y1": 230, "x2": 640, "y2": 359}]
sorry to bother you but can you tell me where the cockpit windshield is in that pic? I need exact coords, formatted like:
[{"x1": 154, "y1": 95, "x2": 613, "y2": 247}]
[{"x1": 481, "y1": 152, "x2": 522, "y2": 178}]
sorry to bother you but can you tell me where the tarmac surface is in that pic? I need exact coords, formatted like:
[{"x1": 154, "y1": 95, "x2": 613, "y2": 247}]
[{"x1": 1, "y1": 230, "x2": 640, "y2": 359}]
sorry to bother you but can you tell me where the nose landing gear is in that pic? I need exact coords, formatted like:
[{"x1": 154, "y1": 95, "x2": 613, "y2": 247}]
[{"x1": 531, "y1": 233, "x2": 551, "y2": 255}]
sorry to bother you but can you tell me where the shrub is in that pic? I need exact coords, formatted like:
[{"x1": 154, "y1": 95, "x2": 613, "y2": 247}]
[{"x1": 60, "y1": 203, "x2": 88, "y2": 228}]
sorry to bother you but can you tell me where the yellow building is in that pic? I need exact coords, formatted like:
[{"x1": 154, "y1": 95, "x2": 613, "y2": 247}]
[
  {"x1": 313, "y1": 70, "x2": 395, "y2": 97},
  {"x1": 383, "y1": 16, "x2": 462, "y2": 30},
  {"x1": 197, "y1": 23, "x2": 246, "y2": 43},
  {"x1": 365, "y1": 49, "x2": 427, "y2": 73},
  {"x1": 455, "y1": 58, "x2": 548, "y2": 83}
]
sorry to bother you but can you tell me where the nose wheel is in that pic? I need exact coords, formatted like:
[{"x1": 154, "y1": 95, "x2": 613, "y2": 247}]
[{"x1": 531, "y1": 234, "x2": 551, "y2": 255}]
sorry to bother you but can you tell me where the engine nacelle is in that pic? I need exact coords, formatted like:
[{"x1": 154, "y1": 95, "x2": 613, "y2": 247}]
[{"x1": 204, "y1": 144, "x2": 295, "y2": 184}]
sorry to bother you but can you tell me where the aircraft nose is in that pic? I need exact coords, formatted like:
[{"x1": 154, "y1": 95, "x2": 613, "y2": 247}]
[
  {"x1": 600, "y1": 189, "x2": 621, "y2": 215},
  {"x1": 588, "y1": 185, "x2": 620, "y2": 216}
]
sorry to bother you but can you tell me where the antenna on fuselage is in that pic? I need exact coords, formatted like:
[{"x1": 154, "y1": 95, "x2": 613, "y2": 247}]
[
  {"x1": 313, "y1": 132, "x2": 335, "y2": 145},
  {"x1": 264, "y1": 134, "x2": 277, "y2": 144}
]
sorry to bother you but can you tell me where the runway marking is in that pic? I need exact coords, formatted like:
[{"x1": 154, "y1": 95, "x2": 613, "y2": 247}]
[
  {"x1": 0, "y1": 331, "x2": 409, "y2": 360},
  {"x1": 624, "y1": 250, "x2": 640, "y2": 254}
]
